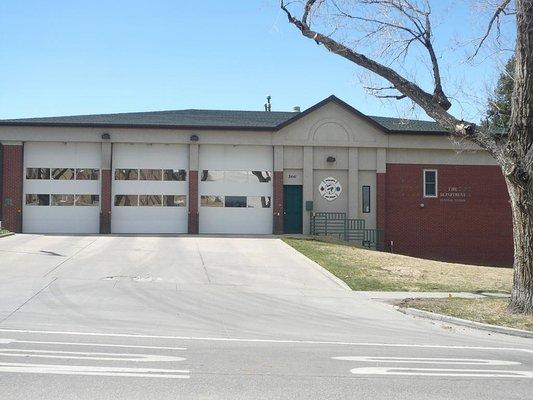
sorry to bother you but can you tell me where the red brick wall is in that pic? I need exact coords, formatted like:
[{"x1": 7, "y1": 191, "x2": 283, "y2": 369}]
[
  {"x1": 383, "y1": 164, "x2": 513, "y2": 266},
  {"x1": 99, "y1": 169, "x2": 112, "y2": 234},
  {"x1": 273, "y1": 171, "x2": 283, "y2": 234},
  {"x1": 1, "y1": 144, "x2": 23, "y2": 233},
  {"x1": 188, "y1": 170, "x2": 199, "y2": 234}
]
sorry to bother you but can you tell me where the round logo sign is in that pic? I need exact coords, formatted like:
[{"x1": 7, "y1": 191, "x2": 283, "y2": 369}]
[{"x1": 318, "y1": 177, "x2": 342, "y2": 201}]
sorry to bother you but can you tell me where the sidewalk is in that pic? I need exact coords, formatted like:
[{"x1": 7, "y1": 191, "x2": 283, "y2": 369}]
[{"x1": 353, "y1": 291, "x2": 510, "y2": 301}]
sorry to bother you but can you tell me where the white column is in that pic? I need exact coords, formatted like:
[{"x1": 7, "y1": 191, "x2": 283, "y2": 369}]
[
  {"x1": 302, "y1": 146, "x2": 313, "y2": 234},
  {"x1": 348, "y1": 147, "x2": 359, "y2": 219}
]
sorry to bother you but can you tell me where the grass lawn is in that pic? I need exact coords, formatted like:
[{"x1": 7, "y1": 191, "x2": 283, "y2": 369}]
[
  {"x1": 398, "y1": 297, "x2": 533, "y2": 332},
  {"x1": 283, "y1": 237, "x2": 512, "y2": 292}
]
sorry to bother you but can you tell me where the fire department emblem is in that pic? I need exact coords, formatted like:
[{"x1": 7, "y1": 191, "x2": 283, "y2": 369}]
[{"x1": 319, "y1": 177, "x2": 342, "y2": 201}]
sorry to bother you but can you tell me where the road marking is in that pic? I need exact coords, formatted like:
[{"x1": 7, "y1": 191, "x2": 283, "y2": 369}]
[
  {"x1": 333, "y1": 356, "x2": 520, "y2": 366},
  {"x1": 1, "y1": 328, "x2": 532, "y2": 354},
  {"x1": 0, "y1": 337, "x2": 186, "y2": 350},
  {"x1": 0, "y1": 348, "x2": 186, "y2": 362},
  {"x1": 0, "y1": 362, "x2": 190, "y2": 379},
  {"x1": 349, "y1": 367, "x2": 533, "y2": 378}
]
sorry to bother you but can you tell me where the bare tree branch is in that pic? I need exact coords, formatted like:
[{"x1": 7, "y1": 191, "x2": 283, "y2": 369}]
[
  {"x1": 470, "y1": 0, "x2": 513, "y2": 59},
  {"x1": 280, "y1": 0, "x2": 502, "y2": 157}
]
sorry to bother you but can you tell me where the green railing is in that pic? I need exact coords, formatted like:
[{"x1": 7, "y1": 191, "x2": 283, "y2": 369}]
[{"x1": 310, "y1": 212, "x2": 383, "y2": 249}]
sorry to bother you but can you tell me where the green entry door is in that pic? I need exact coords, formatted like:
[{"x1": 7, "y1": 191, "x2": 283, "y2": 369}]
[{"x1": 283, "y1": 185, "x2": 303, "y2": 234}]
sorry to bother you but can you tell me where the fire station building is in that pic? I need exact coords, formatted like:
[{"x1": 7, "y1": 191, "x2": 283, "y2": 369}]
[{"x1": 0, "y1": 96, "x2": 513, "y2": 266}]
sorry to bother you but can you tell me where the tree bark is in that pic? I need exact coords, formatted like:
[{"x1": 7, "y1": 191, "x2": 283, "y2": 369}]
[
  {"x1": 508, "y1": 177, "x2": 533, "y2": 313},
  {"x1": 507, "y1": 0, "x2": 533, "y2": 314}
]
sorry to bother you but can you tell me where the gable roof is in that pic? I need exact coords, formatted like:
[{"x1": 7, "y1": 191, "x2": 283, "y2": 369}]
[
  {"x1": 0, "y1": 109, "x2": 297, "y2": 131},
  {"x1": 0, "y1": 95, "x2": 450, "y2": 135}
]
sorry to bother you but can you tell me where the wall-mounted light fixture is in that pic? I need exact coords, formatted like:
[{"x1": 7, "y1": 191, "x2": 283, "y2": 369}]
[
  {"x1": 190, "y1": 134, "x2": 199, "y2": 142},
  {"x1": 326, "y1": 156, "x2": 336, "y2": 163},
  {"x1": 101, "y1": 133, "x2": 111, "y2": 140}
]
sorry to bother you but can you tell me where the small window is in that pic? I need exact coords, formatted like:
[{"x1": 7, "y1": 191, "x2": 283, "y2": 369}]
[
  {"x1": 163, "y1": 195, "x2": 187, "y2": 207},
  {"x1": 201, "y1": 170, "x2": 224, "y2": 182},
  {"x1": 362, "y1": 186, "x2": 371, "y2": 213},
  {"x1": 76, "y1": 169, "x2": 99, "y2": 180},
  {"x1": 247, "y1": 196, "x2": 271, "y2": 208},
  {"x1": 423, "y1": 170, "x2": 438, "y2": 198},
  {"x1": 139, "y1": 195, "x2": 163, "y2": 206},
  {"x1": 75, "y1": 194, "x2": 100, "y2": 206},
  {"x1": 114, "y1": 195, "x2": 138, "y2": 206},
  {"x1": 26, "y1": 168, "x2": 50, "y2": 180},
  {"x1": 225, "y1": 171, "x2": 249, "y2": 184},
  {"x1": 52, "y1": 168, "x2": 75, "y2": 180},
  {"x1": 51, "y1": 194, "x2": 75, "y2": 206},
  {"x1": 115, "y1": 169, "x2": 139, "y2": 180},
  {"x1": 225, "y1": 196, "x2": 247, "y2": 208},
  {"x1": 250, "y1": 171, "x2": 272, "y2": 183},
  {"x1": 26, "y1": 194, "x2": 50, "y2": 206},
  {"x1": 200, "y1": 195, "x2": 224, "y2": 207},
  {"x1": 163, "y1": 169, "x2": 187, "y2": 181},
  {"x1": 140, "y1": 169, "x2": 162, "y2": 181}
]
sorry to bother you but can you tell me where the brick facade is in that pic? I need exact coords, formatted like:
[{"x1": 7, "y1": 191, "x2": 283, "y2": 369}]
[
  {"x1": 382, "y1": 164, "x2": 513, "y2": 266},
  {"x1": 188, "y1": 170, "x2": 199, "y2": 234},
  {"x1": 273, "y1": 171, "x2": 284, "y2": 234},
  {"x1": 99, "y1": 169, "x2": 112, "y2": 234},
  {"x1": 1, "y1": 144, "x2": 23, "y2": 233}
]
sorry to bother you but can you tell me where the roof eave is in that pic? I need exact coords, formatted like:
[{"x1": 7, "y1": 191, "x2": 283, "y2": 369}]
[{"x1": 0, "y1": 121, "x2": 278, "y2": 131}]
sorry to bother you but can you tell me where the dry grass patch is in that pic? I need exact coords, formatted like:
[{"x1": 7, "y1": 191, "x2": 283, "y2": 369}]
[
  {"x1": 283, "y1": 237, "x2": 512, "y2": 292},
  {"x1": 398, "y1": 297, "x2": 533, "y2": 332}
]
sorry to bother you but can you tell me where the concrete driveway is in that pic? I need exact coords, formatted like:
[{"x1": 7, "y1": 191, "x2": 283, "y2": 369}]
[
  {"x1": 0, "y1": 234, "x2": 350, "y2": 336},
  {"x1": 1, "y1": 234, "x2": 533, "y2": 400}
]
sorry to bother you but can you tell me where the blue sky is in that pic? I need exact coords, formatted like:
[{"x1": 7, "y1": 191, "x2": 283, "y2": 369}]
[{"x1": 0, "y1": 1, "x2": 513, "y2": 120}]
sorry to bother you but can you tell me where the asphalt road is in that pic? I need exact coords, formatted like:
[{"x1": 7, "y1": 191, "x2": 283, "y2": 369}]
[{"x1": 0, "y1": 234, "x2": 532, "y2": 399}]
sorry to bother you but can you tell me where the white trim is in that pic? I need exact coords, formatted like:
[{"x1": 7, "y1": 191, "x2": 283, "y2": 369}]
[{"x1": 423, "y1": 169, "x2": 438, "y2": 198}]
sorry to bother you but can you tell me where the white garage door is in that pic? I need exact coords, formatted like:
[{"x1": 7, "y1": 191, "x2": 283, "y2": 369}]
[
  {"x1": 199, "y1": 145, "x2": 273, "y2": 234},
  {"x1": 111, "y1": 143, "x2": 188, "y2": 233},
  {"x1": 23, "y1": 142, "x2": 101, "y2": 234}
]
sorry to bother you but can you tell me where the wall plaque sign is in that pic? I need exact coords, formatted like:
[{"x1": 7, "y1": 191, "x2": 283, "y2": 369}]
[
  {"x1": 319, "y1": 177, "x2": 342, "y2": 201},
  {"x1": 439, "y1": 186, "x2": 472, "y2": 203}
]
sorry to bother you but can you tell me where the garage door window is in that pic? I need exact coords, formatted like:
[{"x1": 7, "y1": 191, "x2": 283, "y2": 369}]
[
  {"x1": 75, "y1": 195, "x2": 100, "y2": 206},
  {"x1": 247, "y1": 196, "x2": 271, "y2": 208},
  {"x1": 26, "y1": 194, "x2": 50, "y2": 206},
  {"x1": 76, "y1": 169, "x2": 99, "y2": 180},
  {"x1": 115, "y1": 195, "x2": 138, "y2": 206},
  {"x1": 52, "y1": 168, "x2": 75, "y2": 180},
  {"x1": 139, "y1": 195, "x2": 163, "y2": 206},
  {"x1": 115, "y1": 169, "x2": 139, "y2": 180},
  {"x1": 201, "y1": 195, "x2": 224, "y2": 207},
  {"x1": 225, "y1": 196, "x2": 247, "y2": 208},
  {"x1": 250, "y1": 171, "x2": 272, "y2": 183},
  {"x1": 163, "y1": 195, "x2": 187, "y2": 207},
  {"x1": 51, "y1": 194, "x2": 75, "y2": 206},
  {"x1": 201, "y1": 170, "x2": 224, "y2": 182},
  {"x1": 226, "y1": 171, "x2": 249, "y2": 184},
  {"x1": 140, "y1": 169, "x2": 162, "y2": 181},
  {"x1": 163, "y1": 169, "x2": 187, "y2": 181},
  {"x1": 26, "y1": 168, "x2": 51, "y2": 180}
]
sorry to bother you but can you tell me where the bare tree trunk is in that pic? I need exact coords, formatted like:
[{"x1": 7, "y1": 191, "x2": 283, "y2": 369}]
[
  {"x1": 507, "y1": 178, "x2": 533, "y2": 313},
  {"x1": 507, "y1": 0, "x2": 533, "y2": 313}
]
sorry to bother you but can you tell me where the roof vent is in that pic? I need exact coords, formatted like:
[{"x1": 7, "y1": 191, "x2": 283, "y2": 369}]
[
  {"x1": 264, "y1": 96, "x2": 272, "y2": 112},
  {"x1": 293, "y1": 106, "x2": 301, "y2": 113}
]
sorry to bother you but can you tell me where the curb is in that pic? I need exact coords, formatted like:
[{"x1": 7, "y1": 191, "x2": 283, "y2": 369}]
[
  {"x1": 278, "y1": 239, "x2": 352, "y2": 291},
  {"x1": 0, "y1": 232, "x2": 14, "y2": 238},
  {"x1": 398, "y1": 306, "x2": 533, "y2": 339}
]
